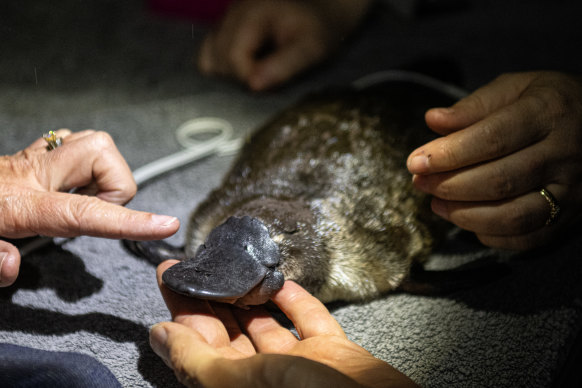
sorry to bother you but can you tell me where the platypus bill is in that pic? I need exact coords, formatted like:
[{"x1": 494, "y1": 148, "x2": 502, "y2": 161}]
[{"x1": 125, "y1": 81, "x2": 456, "y2": 307}]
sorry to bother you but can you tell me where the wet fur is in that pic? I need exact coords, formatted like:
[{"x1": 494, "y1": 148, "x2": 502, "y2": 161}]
[{"x1": 179, "y1": 83, "x2": 454, "y2": 304}]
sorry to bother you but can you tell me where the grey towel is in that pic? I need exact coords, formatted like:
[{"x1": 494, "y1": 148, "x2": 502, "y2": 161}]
[
  {"x1": 1, "y1": 0, "x2": 581, "y2": 387},
  {"x1": 1, "y1": 94, "x2": 582, "y2": 388}
]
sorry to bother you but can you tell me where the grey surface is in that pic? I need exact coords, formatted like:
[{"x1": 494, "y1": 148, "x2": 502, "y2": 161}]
[{"x1": 1, "y1": 0, "x2": 582, "y2": 387}]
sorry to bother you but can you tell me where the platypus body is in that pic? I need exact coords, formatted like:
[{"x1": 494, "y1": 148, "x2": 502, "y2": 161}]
[{"x1": 127, "y1": 82, "x2": 456, "y2": 307}]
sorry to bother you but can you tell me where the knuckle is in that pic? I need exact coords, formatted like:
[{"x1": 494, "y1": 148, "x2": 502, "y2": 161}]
[
  {"x1": 525, "y1": 84, "x2": 575, "y2": 131},
  {"x1": 67, "y1": 203, "x2": 86, "y2": 235},
  {"x1": 76, "y1": 129, "x2": 96, "y2": 137},
  {"x1": 456, "y1": 89, "x2": 489, "y2": 117},
  {"x1": 479, "y1": 120, "x2": 507, "y2": 157},
  {"x1": 466, "y1": 93, "x2": 488, "y2": 113},
  {"x1": 88, "y1": 131, "x2": 115, "y2": 150},
  {"x1": 438, "y1": 141, "x2": 460, "y2": 169},
  {"x1": 169, "y1": 347, "x2": 193, "y2": 385},
  {"x1": 0, "y1": 195, "x2": 21, "y2": 235},
  {"x1": 489, "y1": 166, "x2": 514, "y2": 199},
  {"x1": 115, "y1": 180, "x2": 137, "y2": 203}
]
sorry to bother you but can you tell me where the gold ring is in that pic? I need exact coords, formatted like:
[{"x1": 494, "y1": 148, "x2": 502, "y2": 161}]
[
  {"x1": 43, "y1": 131, "x2": 63, "y2": 150},
  {"x1": 540, "y1": 188, "x2": 560, "y2": 226}
]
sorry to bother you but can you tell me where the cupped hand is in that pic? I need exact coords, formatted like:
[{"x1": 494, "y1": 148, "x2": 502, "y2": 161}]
[
  {"x1": 0, "y1": 130, "x2": 180, "y2": 286},
  {"x1": 150, "y1": 260, "x2": 417, "y2": 388},
  {"x1": 198, "y1": 0, "x2": 371, "y2": 91},
  {"x1": 407, "y1": 71, "x2": 582, "y2": 250}
]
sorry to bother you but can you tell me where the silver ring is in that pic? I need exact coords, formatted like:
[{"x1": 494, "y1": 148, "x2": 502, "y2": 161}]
[
  {"x1": 540, "y1": 188, "x2": 560, "y2": 226},
  {"x1": 43, "y1": 131, "x2": 63, "y2": 150}
]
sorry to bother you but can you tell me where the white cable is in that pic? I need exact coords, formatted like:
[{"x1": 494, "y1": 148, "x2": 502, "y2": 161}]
[
  {"x1": 352, "y1": 69, "x2": 469, "y2": 100},
  {"x1": 132, "y1": 117, "x2": 242, "y2": 186}
]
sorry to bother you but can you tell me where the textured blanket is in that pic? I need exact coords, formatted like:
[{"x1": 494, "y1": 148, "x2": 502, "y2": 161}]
[{"x1": 1, "y1": 1, "x2": 581, "y2": 387}]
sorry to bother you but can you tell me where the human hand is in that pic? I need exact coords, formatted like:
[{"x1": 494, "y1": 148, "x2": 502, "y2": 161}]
[
  {"x1": 407, "y1": 71, "x2": 582, "y2": 250},
  {"x1": 0, "y1": 130, "x2": 180, "y2": 286},
  {"x1": 198, "y1": 0, "x2": 371, "y2": 91},
  {"x1": 150, "y1": 260, "x2": 417, "y2": 388}
]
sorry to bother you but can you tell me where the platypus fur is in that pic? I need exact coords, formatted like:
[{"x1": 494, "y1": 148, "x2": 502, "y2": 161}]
[{"x1": 126, "y1": 81, "x2": 458, "y2": 307}]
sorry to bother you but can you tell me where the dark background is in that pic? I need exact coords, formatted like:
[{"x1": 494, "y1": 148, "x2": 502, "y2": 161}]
[{"x1": 1, "y1": 0, "x2": 581, "y2": 387}]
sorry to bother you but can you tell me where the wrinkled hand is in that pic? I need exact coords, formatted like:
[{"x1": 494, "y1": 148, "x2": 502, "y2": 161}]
[
  {"x1": 150, "y1": 260, "x2": 417, "y2": 388},
  {"x1": 407, "y1": 71, "x2": 582, "y2": 250},
  {"x1": 198, "y1": 0, "x2": 371, "y2": 91},
  {"x1": 0, "y1": 130, "x2": 180, "y2": 286}
]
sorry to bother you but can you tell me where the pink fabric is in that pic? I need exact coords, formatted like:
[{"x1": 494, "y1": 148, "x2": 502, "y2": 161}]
[{"x1": 148, "y1": 0, "x2": 234, "y2": 22}]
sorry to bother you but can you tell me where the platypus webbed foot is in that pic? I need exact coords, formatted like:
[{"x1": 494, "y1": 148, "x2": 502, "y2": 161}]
[
  {"x1": 162, "y1": 216, "x2": 284, "y2": 306},
  {"x1": 122, "y1": 239, "x2": 186, "y2": 265}
]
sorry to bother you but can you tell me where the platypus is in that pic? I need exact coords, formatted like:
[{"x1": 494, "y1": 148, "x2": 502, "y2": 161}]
[{"x1": 126, "y1": 81, "x2": 456, "y2": 307}]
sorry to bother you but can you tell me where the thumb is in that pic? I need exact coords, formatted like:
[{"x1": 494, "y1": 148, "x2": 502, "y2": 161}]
[
  {"x1": 425, "y1": 72, "x2": 538, "y2": 135},
  {"x1": 0, "y1": 240, "x2": 21, "y2": 287}
]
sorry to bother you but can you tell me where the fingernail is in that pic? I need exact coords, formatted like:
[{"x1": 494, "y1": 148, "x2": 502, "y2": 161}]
[
  {"x1": 150, "y1": 324, "x2": 169, "y2": 360},
  {"x1": 431, "y1": 199, "x2": 448, "y2": 219},
  {"x1": 0, "y1": 252, "x2": 15, "y2": 284},
  {"x1": 408, "y1": 155, "x2": 429, "y2": 173},
  {"x1": 151, "y1": 215, "x2": 179, "y2": 228},
  {"x1": 0, "y1": 252, "x2": 6, "y2": 282}
]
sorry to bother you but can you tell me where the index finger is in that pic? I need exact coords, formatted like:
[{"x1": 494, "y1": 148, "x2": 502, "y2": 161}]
[
  {"x1": 271, "y1": 281, "x2": 345, "y2": 339},
  {"x1": 5, "y1": 190, "x2": 179, "y2": 240},
  {"x1": 407, "y1": 94, "x2": 549, "y2": 175}
]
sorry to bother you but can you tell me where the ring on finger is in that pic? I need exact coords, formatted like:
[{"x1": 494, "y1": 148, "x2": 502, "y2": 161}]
[
  {"x1": 43, "y1": 131, "x2": 63, "y2": 151},
  {"x1": 539, "y1": 188, "x2": 560, "y2": 226}
]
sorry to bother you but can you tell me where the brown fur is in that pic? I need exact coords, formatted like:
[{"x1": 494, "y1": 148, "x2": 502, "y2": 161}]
[{"x1": 184, "y1": 84, "x2": 453, "y2": 304}]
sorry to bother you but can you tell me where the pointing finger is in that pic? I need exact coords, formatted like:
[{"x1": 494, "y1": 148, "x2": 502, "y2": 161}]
[{"x1": 1, "y1": 190, "x2": 179, "y2": 240}]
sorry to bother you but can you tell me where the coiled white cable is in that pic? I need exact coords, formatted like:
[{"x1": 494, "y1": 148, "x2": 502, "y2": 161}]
[{"x1": 132, "y1": 117, "x2": 243, "y2": 186}]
